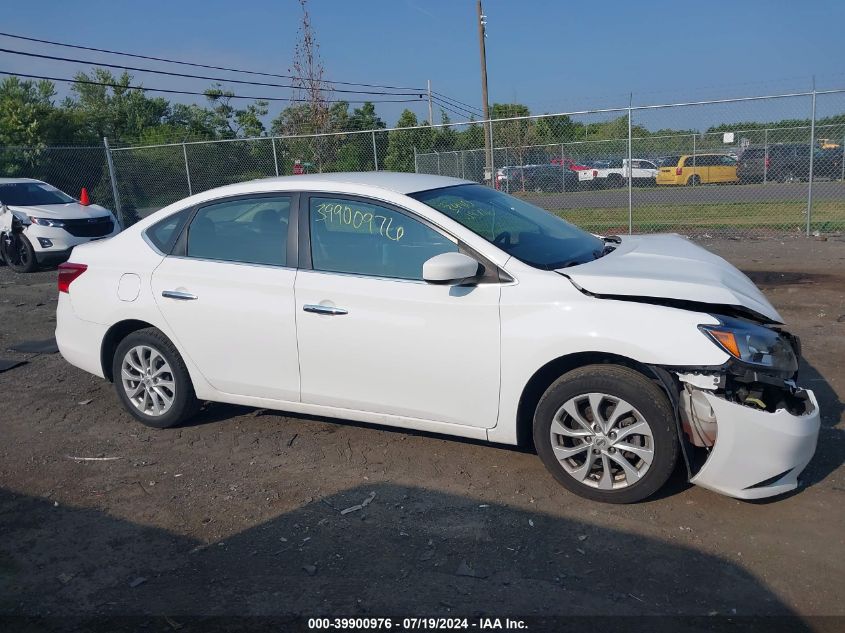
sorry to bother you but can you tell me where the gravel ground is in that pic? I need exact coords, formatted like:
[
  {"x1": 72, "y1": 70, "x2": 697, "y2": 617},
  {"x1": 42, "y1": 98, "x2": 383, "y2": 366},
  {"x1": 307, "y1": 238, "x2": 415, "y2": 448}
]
[{"x1": 0, "y1": 235, "x2": 843, "y2": 627}]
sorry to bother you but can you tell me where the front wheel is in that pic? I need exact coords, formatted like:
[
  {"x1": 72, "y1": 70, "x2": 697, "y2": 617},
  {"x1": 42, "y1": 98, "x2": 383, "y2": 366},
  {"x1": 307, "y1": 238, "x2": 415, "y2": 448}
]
[
  {"x1": 533, "y1": 365, "x2": 679, "y2": 504},
  {"x1": 1, "y1": 233, "x2": 38, "y2": 273},
  {"x1": 112, "y1": 327, "x2": 200, "y2": 428}
]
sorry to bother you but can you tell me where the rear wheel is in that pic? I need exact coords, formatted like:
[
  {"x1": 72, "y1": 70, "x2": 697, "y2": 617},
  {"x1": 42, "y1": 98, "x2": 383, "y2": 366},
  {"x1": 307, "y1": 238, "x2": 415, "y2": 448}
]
[
  {"x1": 1, "y1": 233, "x2": 37, "y2": 273},
  {"x1": 607, "y1": 174, "x2": 624, "y2": 188},
  {"x1": 113, "y1": 328, "x2": 200, "y2": 428},
  {"x1": 533, "y1": 365, "x2": 679, "y2": 504},
  {"x1": 687, "y1": 174, "x2": 701, "y2": 186}
]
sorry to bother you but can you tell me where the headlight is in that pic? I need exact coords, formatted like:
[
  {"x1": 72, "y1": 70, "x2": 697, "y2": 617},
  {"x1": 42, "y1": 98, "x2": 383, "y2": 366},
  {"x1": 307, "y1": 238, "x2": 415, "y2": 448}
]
[
  {"x1": 699, "y1": 317, "x2": 798, "y2": 373},
  {"x1": 29, "y1": 217, "x2": 66, "y2": 228}
]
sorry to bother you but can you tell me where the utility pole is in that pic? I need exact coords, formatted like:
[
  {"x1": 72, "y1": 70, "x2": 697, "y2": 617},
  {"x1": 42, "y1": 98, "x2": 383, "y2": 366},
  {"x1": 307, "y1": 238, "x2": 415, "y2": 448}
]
[
  {"x1": 427, "y1": 79, "x2": 434, "y2": 125},
  {"x1": 477, "y1": 0, "x2": 493, "y2": 185}
]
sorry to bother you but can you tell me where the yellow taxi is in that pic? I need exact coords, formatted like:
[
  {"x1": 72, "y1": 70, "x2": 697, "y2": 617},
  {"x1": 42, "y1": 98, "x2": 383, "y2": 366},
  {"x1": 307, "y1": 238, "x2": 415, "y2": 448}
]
[{"x1": 656, "y1": 154, "x2": 738, "y2": 185}]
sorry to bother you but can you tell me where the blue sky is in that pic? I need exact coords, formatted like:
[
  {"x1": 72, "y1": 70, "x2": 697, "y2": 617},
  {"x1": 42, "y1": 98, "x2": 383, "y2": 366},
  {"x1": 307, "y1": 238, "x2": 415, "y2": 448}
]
[{"x1": 2, "y1": 0, "x2": 845, "y2": 130}]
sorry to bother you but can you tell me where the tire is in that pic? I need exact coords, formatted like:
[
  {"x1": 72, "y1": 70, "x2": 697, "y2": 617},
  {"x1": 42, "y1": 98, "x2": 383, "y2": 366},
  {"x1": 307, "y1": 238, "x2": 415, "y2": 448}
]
[
  {"x1": 687, "y1": 175, "x2": 701, "y2": 187},
  {"x1": 533, "y1": 364, "x2": 679, "y2": 504},
  {"x1": 1, "y1": 234, "x2": 38, "y2": 273},
  {"x1": 607, "y1": 174, "x2": 623, "y2": 189},
  {"x1": 112, "y1": 327, "x2": 201, "y2": 429},
  {"x1": 780, "y1": 170, "x2": 797, "y2": 184}
]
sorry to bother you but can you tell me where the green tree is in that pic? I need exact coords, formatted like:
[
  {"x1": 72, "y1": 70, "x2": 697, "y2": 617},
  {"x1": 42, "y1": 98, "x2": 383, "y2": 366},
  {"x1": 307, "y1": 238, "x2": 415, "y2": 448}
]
[
  {"x1": 70, "y1": 69, "x2": 169, "y2": 143},
  {"x1": 490, "y1": 103, "x2": 534, "y2": 165},
  {"x1": 0, "y1": 77, "x2": 77, "y2": 147},
  {"x1": 431, "y1": 110, "x2": 457, "y2": 152},
  {"x1": 204, "y1": 84, "x2": 268, "y2": 138},
  {"x1": 384, "y1": 109, "x2": 421, "y2": 172},
  {"x1": 330, "y1": 102, "x2": 386, "y2": 171}
]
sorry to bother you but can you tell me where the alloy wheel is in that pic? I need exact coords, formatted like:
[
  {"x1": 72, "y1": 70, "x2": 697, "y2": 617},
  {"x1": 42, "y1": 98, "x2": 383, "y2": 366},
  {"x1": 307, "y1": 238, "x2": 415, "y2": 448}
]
[
  {"x1": 121, "y1": 345, "x2": 176, "y2": 417},
  {"x1": 549, "y1": 392, "x2": 654, "y2": 490}
]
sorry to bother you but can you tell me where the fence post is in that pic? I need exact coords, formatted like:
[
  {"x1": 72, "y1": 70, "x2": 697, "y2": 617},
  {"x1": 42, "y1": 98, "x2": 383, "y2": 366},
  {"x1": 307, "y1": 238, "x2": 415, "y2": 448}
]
[
  {"x1": 841, "y1": 133, "x2": 845, "y2": 181},
  {"x1": 372, "y1": 131, "x2": 379, "y2": 171},
  {"x1": 182, "y1": 142, "x2": 192, "y2": 196},
  {"x1": 841, "y1": 132, "x2": 845, "y2": 181},
  {"x1": 806, "y1": 85, "x2": 816, "y2": 235},
  {"x1": 413, "y1": 146, "x2": 418, "y2": 174},
  {"x1": 627, "y1": 96, "x2": 633, "y2": 235},
  {"x1": 763, "y1": 128, "x2": 769, "y2": 184},
  {"x1": 561, "y1": 144, "x2": 566, "y2": 193},
  {"x1": 271, "y1": 137, "x2": 280, "y2": 176},
  {"x1": 102, "y1": 137, "x2": 124, "y2": 228},
  {"x1": 692, "y1": 133, "x2": 697, "y2": 186},
  {"x1": 488, "y1": 122, "x2": 495, "y2": 185}
]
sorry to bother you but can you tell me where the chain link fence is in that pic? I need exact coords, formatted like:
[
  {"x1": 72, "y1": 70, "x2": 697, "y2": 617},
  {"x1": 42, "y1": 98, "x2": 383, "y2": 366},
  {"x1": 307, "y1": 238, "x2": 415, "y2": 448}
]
[
  {"x1": 3, "y1": 89, "x2": 845, "y2": 237},
  {"x1": 0, "y1": 144, "x2": 117, "y2": 212}
]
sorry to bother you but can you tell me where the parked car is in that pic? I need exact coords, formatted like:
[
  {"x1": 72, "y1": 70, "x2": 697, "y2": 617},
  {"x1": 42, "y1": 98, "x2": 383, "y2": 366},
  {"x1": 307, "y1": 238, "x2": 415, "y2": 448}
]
[
  {"x1": 520, "y1": 164, "x2": 587, "y2": 192},
  {"x1": 56, "y1": 172, "x2": 819, "y2": 503},
  {"x1": 737, "y1": 144, "x2": 843, "y2": 183},
  {"x1": 495, "y1": 166, "x2": 524, "y2": 191},
  {"x1": 550, "y1": 156, "x2": 592, "y2": 171},
  {"x1": 816, "y1": 138, "x2": 841, "y2": 150},
  {"x1": 0, "y1": 178, "x2": 120, "y2": 273},
  {"x1": 499, "y1": 164, "x2": 592, "y2": 192},
  {"x1": 593, "y1": 159, "x2": 658, "y2": 188},
  {"x1": 656, "y1": 154, "x2": 738, "y2": 186}
]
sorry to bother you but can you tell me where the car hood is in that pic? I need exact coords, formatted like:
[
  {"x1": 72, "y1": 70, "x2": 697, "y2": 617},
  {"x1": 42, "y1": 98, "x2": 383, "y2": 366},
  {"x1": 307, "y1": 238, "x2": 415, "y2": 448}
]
[
  {"x1": 9, "y1": 202, "x2": 112, "y2": 220},
  {"x1": 559, "y1": 234, "x2": 783, "y2": 323}
]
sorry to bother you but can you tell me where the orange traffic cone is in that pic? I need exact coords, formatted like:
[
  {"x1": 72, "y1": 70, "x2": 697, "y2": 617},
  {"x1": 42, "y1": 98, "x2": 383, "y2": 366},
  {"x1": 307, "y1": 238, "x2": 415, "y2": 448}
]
[{"x1": 79, "y1": 187, "x2": 90, "y2": 206}]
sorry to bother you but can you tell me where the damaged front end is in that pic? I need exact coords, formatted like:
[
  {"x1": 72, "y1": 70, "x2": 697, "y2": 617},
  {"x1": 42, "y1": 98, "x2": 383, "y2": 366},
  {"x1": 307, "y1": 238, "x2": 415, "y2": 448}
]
[{"x1": 667, "y1": 317, "x2": 820, "y2": 499}]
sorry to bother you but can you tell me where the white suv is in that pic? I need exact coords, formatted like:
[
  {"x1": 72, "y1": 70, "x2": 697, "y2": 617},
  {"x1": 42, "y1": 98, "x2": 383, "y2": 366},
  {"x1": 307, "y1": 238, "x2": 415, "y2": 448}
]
[
  {"x1": 0, "y1": 178, "x2": 120, "y2": 272},
  {"x1": 54, "y1": 172, "x2": 820, "y2": 503}
]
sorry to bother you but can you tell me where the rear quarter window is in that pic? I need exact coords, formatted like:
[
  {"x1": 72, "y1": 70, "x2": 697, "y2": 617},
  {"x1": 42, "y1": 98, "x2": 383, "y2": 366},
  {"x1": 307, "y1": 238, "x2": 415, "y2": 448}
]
[
  {"x1": 660, "y1": 156, "x2": 681, "y2": 167},
  {"x1": 145, "y1": 208, "x2": 191, "y2": 254}
]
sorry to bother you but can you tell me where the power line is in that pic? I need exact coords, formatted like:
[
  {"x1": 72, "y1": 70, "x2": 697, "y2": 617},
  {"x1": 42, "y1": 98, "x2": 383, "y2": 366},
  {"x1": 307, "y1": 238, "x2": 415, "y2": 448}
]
[
  {"x1": 0, "y1": 70, "x2": 425, "y2": 104},
  {"x1": 431, "y1": 95, "x2": 480, "y2": 120},
  {"x1": 431, "y1": 96, "x2": 476, "y2": 122},
  {"x1": 0, "y1": 31, "x2": 425, "y2": 92},
  {"x1": 432, "y1": 90, "x2": 483, "y2": 115},
  {"x1": 0, "y1": 47, "x2": 425, "y2": 97}
]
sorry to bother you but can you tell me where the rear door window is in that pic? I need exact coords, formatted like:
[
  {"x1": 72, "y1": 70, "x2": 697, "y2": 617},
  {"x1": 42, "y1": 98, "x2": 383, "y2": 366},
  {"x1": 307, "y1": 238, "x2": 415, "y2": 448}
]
[{"x1": 186, "y1": 196, "x2": 292, "y2": 266}]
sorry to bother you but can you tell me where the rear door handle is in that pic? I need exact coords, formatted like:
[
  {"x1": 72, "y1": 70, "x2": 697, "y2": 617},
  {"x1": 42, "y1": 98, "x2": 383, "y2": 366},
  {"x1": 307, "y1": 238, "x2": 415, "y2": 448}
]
[
  {"x1": 303, "y1": 304, "x2": 348, "y2": 316},
  {"x1": 162, "y1": 290, "x2": 198, "y2": 301}
]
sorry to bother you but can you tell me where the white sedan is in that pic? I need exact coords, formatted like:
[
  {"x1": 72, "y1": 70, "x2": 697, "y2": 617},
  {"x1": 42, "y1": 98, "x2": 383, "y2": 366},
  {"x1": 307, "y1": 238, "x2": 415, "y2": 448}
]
[
  {"x1": 55, "y1": 173, "x2": 819, "y2": 503},
  {"x1": 0, "y1": 178, "x2": 120, "y2": 272}
]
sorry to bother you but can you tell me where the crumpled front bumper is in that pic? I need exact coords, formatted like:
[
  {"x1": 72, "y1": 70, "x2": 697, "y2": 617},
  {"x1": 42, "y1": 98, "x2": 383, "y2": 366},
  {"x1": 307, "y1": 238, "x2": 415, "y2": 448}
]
[{"x1": 689, "y1": 389, "x2": 820, "y2": 499}]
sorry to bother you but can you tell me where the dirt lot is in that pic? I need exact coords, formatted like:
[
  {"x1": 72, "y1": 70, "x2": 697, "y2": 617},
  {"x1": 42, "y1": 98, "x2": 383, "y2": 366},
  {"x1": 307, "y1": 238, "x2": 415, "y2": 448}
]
[{"x1": 0, "y1": 235, "x2": 843, "y2": 629}]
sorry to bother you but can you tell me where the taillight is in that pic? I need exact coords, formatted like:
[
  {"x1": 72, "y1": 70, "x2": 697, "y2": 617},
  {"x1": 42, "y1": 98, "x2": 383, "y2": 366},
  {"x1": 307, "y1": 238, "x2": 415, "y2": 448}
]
[
  {"x1": 58, "y1": 262, "x2": 87, "y2": 293},
  {"x1": 765, "y1": 156, "x2": 771, "y2": 169},
  {"x1": 676, "y1": 166, "x2": 683, "y2": 176},
  {"x1": 592, "y1": 170, "x2": 598, "y2": 177}
]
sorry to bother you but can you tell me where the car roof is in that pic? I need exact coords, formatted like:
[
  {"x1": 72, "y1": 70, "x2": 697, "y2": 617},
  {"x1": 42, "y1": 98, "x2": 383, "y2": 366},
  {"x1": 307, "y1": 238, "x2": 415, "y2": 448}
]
[
  {"x1": 0, "y1": 177, "x2": 44, "y2": 184},
  {"x1": 247, "y1": 172, "x2": 472, "y2": 195}
]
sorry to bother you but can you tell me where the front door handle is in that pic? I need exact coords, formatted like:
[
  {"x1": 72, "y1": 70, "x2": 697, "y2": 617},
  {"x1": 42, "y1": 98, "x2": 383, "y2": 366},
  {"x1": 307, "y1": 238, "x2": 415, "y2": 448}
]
[
  {"x1": 303, "y1": 304, "x2": 348, "y2": 316},
  {"x1": 162, "y1": 290, "x2": 198, "y2": 301}
]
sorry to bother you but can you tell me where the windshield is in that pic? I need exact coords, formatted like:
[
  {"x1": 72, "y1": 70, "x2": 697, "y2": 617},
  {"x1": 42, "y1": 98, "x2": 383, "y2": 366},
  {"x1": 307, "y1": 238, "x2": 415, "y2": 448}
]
[
  {"x1": 410, "y1": 184, "x2": 605, "y2": 270},
  {"x1": 0, "y1": 182, "x2": 76, "y2": 206}
]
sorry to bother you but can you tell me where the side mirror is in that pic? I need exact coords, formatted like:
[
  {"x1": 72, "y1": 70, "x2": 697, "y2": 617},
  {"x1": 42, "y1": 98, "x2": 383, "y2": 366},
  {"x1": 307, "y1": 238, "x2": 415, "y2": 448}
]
[{"x1": 422, "y1": 252, "x2": 480, "y2": 284}]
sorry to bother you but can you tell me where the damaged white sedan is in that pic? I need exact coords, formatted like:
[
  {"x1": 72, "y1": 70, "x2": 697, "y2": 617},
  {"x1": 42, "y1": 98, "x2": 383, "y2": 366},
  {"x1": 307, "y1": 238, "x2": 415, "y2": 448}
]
[{"x1": 55, "y1": 173, "x2": 819, "y2": 503}]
